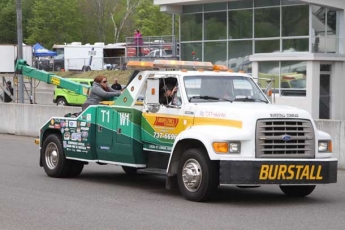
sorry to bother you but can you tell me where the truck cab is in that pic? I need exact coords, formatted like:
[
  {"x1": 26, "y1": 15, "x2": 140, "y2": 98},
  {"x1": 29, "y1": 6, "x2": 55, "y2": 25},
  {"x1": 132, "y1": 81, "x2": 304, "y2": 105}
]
[{"x1": 36, "y1": 60, "x2": 337, "y2": 202}]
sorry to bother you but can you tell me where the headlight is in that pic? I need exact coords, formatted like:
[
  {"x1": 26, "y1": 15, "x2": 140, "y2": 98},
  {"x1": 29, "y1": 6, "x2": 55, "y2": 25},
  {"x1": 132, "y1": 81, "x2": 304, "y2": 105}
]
[
  {"x1": 318, "y1": 140, "x2": 332, "y2": 152},
  {"x1": 212, "y1": 141, "x2": 241, "y2": 154}
]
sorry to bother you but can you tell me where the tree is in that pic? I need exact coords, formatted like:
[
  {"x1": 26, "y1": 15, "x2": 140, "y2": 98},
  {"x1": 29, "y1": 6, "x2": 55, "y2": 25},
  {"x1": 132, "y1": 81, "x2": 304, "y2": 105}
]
[
  {"x1": 26, "y1": 0, "x2": 82, "y2": 48},
  {"x1": 110, "y1": 0, "x2": 143, "y2": 43},
  {"x1": 134, "y1": 0, "x2": 178, "y2": 37},
  {"x1": 0, "y1": 0, "x2": 17, "y2": 44}
]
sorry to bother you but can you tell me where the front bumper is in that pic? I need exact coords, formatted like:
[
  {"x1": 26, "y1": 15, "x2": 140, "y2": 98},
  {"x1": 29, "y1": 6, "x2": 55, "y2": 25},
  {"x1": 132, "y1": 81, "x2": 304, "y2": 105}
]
[{"x1": 220, "y1": 160, "x2": 337, "y2": 184}]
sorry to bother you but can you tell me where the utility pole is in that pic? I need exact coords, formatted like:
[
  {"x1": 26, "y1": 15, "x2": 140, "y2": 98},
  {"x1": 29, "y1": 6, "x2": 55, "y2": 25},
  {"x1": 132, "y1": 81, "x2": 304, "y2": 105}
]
[{"x1": 16, "y1": 0, "x2": 24, "y2": 103}]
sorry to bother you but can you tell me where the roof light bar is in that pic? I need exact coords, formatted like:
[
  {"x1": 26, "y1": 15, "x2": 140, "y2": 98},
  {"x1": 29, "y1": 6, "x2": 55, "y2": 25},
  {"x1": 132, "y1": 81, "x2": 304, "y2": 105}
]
[
  {"x1": 213, "y1": 65, "x2": 228, "y2": 71},
  {"x1": 126, "y1": 61, "x2": 154, "y2": 70},
  {"x1": 153, "y1": 60, "x2": 214, "y2": 70}
]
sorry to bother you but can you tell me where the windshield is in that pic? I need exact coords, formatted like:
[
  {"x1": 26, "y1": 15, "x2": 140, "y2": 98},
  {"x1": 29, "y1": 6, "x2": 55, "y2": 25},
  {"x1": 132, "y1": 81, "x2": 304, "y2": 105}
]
[{"x1": 184, "y1": 75, "x2": 268, "y2": 103}]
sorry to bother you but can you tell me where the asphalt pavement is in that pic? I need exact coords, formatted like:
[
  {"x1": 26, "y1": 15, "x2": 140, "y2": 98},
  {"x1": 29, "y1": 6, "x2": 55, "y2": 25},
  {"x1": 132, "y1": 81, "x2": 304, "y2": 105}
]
[{"x1": 0, "y1": 134, "x2": 345, "y2": 230}]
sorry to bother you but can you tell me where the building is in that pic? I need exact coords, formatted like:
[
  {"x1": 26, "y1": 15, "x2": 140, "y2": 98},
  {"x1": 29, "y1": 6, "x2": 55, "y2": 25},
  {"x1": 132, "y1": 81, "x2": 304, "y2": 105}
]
[{"x1": 154, "y1": 0, "x2": 345, "y2": 120}]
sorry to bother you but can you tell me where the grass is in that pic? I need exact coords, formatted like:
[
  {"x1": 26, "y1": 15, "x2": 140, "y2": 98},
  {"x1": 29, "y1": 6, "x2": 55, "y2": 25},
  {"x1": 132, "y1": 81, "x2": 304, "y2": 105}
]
[{"x1": 51, "y1": 70, "x2": 135, "y2": 85}]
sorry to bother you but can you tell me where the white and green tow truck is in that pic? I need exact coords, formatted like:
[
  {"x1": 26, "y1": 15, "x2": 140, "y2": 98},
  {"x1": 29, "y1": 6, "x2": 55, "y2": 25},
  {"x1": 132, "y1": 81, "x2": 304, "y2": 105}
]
[{"x1": 15, "y1": 59, "x2": 337, "y2": 202}]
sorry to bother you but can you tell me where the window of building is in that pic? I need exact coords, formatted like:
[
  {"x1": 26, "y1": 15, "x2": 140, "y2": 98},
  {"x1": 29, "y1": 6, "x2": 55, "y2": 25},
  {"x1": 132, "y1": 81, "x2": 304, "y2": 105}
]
[
  {"x1": 255, "y1": 0, "x2": 280, "y2": 8},
  {"x1": 183, "y1": 4, "x2": 202, "y2": 13},
  {"x1": 228, "y1": 0, "x2": 253, "y2": 10},
  {"x1": 258, "y1": 61, "x2": 307, "y2": 97},
  {"x1": 181, "y1": 14, "x2": 202, "y2": 41},
  {"x1": 255, "y1": 39, "x2": 280, "y2": 53},
  {"x1": 282, "y1": 5, "x2": 309, "y2": 37},
  {"x1": 312, "y1": 6, "x2": 340, "y2": 53},
  {"x1": 204, "y1": 2, "x2": 227, "y2": 12},
  {"x1": 181, "y1": 43, "x2": 202, "y2": 61},
  {"x1": 204, "y1": 12, "x2": 227, "y2": 40},
  {"x1": 228, "y1": 40, "x2": 252, "y2": 71},
  {"x1": 255, "y1": 7, "x2": 280, "y2": 38},
  {"x1": 282, "y1": 38, "x2": 309, "y2": 52},
  {"x1": 204, "y1": 41, "x2": 227, "y2": 65},
  {"x1": 229, "y1": 10, "x2": 253, "y2": 39}
]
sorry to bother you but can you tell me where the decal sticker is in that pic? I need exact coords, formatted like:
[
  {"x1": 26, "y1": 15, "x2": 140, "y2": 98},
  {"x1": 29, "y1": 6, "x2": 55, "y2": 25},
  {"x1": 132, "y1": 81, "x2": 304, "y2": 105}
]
[
  {"x1": 259, "y1": 165, "x2": 323, "y2": 180},
  {"x1": 64, "y1": 132, "x2": 70, "y2": 140},
  {"x1": 100, "y1": 146, "x2": 110, "y2": 150},
  {"x1": 69, "y1": 121, "x2": 77, "y2": 128},
  {"x1": 87, "y1": 114, "x2": 91, "y2": 121},
  {"x1": 60, "y1": 120, "x2": 66, "y2": 127},
  {"x1": 80, "y1": 122, "x2": 86, "y2": 126},
  {"x1": 71, "y1": 133, "x2": 81, "y2": 141},
  {"x1": 50, "y1": 119, "x2": 55, "y2": 125},
  {"x1": 154, "y1": 117, "x2": 179, "y2": 128},
  {"x1": 119, "y1": 113, "x2": 130, "y2": 126},
  {"x1": 153, "y1": 132, "x2": 177, "y2": 140}
]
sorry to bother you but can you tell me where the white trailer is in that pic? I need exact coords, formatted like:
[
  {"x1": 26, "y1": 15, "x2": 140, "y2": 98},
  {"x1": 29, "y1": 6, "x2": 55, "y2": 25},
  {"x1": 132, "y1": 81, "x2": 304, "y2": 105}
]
[
  {"x1": 64, "y1": 42, "x2": 104, "y2": 71},
  {"x1": 0, "y1": 44, "x2": 33, "y2": 73}
]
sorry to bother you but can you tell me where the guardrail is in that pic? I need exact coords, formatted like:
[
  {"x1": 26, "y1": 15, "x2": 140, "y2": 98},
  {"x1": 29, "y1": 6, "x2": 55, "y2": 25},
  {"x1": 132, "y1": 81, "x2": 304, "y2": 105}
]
[{"x1": 0, "y1": 103, "x2": 343, "y2": 169}]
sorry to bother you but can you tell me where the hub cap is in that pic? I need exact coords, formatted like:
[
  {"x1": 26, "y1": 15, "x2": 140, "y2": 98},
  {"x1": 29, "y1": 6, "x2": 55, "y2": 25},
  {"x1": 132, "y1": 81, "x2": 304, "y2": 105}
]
[
  {"x1": 182, "y1": 159, "x2": 202, "y2": 192},
  {"x1": 45, "y1": 142, "x2": 59, "y2": 169}
]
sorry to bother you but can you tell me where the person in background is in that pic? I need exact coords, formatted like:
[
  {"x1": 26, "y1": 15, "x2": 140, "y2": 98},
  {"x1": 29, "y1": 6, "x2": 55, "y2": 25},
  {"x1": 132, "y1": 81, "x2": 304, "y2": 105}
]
[
  {"x1": 4, "y1": 81, "x2": 14, "y2": 103},
  {"x1": 134, "y1": 29, "x2": 143, "y2": 57},
  {"x1": 82, "y1": 75, "x2": 121, "y2": 111},
  {"x1": 111, "y1": 78, "x2": 122, "y2": 91}
]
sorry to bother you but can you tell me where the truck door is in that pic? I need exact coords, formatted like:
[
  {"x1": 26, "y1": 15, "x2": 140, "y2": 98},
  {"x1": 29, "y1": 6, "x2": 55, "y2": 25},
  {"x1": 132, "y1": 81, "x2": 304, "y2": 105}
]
[
  {"x1": 142, "y1": 77, "x2": 194, "y2": 153},
  {"x1": 95, "y1": 107, "x2": 115, "y2": 161}
]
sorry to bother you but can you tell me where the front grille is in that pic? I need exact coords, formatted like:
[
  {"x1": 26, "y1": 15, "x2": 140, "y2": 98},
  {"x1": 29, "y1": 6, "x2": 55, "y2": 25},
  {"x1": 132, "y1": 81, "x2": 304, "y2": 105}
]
[{"x1": 256, "y1": 119, "x2": 315, "y2": 158}]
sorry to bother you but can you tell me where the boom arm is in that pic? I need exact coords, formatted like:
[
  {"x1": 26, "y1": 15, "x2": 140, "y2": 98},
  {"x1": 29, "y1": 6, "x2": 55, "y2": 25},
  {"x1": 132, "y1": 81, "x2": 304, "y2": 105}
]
[{"x1": 15, "y1": 59, "x2": 90, "y2": 96}]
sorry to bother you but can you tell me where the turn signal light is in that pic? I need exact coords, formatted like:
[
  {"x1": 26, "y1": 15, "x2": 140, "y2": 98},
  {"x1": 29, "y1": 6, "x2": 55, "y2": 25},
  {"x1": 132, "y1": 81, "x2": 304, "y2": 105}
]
[{"x1": 213, "y1": 142, "x2": 229, "y2": 153}]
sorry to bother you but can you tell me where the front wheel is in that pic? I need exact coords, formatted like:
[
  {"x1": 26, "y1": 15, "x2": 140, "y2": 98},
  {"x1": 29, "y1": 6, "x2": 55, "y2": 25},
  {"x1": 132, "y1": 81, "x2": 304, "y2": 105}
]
[
  {"x1": 279, "y1": 185, "x2": 316, "y2": 197},
  {"x1": 56, "y1": 97, "x2": 67, "y2": 106},
  {"x1": 177, "y1": 148, "x2": 219, "y2": 202}
]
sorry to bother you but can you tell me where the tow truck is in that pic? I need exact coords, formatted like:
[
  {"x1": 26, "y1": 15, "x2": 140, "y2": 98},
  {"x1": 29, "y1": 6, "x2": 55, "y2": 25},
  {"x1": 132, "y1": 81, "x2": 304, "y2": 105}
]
[{"x1": 15, "y1": 59, "x2": 337, "y2": 202}]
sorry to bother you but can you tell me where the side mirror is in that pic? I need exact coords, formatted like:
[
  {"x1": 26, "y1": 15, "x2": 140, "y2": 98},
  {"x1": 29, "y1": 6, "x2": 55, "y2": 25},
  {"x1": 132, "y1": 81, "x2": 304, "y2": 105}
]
[{"x1": 147, "y1": 104, "x2": 160, "y2": 113}]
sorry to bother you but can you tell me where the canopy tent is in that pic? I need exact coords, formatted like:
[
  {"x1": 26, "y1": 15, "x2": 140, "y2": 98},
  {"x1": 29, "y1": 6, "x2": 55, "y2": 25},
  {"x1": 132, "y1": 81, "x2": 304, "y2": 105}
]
[{"x1": 33, "y1": 43, "x2": 57, "y2": 57}]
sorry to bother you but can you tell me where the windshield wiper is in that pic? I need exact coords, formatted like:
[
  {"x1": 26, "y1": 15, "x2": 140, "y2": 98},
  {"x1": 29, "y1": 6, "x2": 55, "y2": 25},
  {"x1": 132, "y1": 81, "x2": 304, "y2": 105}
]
[
  {"x1": 189, "y1": 96, "x2": 233, "y2": 103},
  {"x1": 234, "y1": 96, "x2": 268, "y2": 104}
]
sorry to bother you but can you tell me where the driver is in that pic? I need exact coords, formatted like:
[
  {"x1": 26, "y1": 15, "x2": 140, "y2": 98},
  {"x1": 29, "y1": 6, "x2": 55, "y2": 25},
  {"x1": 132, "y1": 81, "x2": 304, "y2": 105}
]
[{"x1": 159, "y1": 84, "x2": 177, "y2": 105}]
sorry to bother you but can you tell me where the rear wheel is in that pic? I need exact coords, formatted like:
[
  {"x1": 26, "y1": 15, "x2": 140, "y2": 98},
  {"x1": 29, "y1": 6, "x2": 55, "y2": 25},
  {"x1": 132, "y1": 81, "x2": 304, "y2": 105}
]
[
  {"x1": 42, "y1": 134, "x2": 72, "y2": 178},
  {"x1": 56, "y1": 97, "x2": 67, "y2": 106},
  {"x1": 122, "y1": 166, "x2": 138, "y2": 175},
  {"x1": 279, "y1": 185, "x2": 316, "y2": 197},
  {"x1": 177, "y1": 148, "x2": 218, "y2": 202}
]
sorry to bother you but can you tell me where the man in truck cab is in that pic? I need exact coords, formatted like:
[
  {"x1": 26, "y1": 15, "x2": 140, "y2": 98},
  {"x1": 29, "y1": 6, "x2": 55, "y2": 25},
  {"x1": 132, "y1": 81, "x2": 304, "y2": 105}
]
[{"x1": 159, "y1": 83, "x2": 178, "y2": 105}]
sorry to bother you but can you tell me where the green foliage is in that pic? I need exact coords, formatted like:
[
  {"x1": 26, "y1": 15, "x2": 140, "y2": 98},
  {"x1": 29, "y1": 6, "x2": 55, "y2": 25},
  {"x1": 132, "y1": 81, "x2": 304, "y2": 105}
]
[
  {"x1": 0, "y1": 0, "x2": 176, "y2": 48},
  {"x1": 26, "y1": 0, "x2": 82, "y2": 48},
  {"x1": 0, "y1": 0, "x2": 16, "y2": 43},
  {"x1": 134, "y1": 0, "x2": 177, "y2": 37}
]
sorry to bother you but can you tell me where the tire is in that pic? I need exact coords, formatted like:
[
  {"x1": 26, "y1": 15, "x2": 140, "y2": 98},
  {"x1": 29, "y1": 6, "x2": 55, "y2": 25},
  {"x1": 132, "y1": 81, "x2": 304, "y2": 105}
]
[
  {"x1": 279, "y1": 185, "x2": 316, "y2": 197},
  {"x1": 177, "y1": 148, "x2": 219, "y2": 202},
  {"x1": 42, "y1": 134, "x2": 72, "y2": 178},
  {"x1": 122, "y1": 166, "x2": 138, "y2": 175},
  {"x1": 68, "y1": 161, "x2": 84, "y2": 177},
  {"x1": 56, "y1": 97, "x2": 67, "y2": 106}
]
